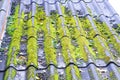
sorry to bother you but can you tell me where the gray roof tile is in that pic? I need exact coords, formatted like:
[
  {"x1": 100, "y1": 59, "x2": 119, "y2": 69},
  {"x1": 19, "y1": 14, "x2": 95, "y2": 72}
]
[{"x1": 0, "y1": 0, "x2": 120, "y2": 80}]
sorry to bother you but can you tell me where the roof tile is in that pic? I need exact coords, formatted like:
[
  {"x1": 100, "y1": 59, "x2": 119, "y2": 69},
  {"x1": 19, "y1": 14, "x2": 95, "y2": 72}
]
[{"x1": 0, "y1": 0, "x2": 120, "y2": 80}]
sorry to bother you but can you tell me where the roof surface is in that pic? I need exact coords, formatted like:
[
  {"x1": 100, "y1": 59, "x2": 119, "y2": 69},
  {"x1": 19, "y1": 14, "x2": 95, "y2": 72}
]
[{"x1": 0, "y1": 0, "x2": 120, "y2": 80}]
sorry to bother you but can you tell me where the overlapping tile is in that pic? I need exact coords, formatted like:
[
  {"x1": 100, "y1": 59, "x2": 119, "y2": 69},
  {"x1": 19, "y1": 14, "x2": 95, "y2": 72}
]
[{"x1": 0, "y1": 0, "x2": 120, "y2": 80}]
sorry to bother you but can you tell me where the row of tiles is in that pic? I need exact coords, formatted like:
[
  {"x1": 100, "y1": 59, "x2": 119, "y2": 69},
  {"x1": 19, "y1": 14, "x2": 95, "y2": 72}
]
[{"x1": 0, "y1": 0, "x2": 120, "y2": 80}]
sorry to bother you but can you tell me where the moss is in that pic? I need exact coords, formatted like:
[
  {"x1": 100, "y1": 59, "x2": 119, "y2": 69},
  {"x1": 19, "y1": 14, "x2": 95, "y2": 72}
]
[
  {"x1": 81, "y1": 21, "x2": 95, "y2": 39},
  {"x1": 79, "y1": 18, "x2": 109, "y2": 60},
  {"x1": 77, "y1": 17, "x2": 96, "y2": 58},
  {"x1": 76, "y1": 17, "x2": 87, "y2": 36},
  {"x1": 43, "y1": 16, "x2": 57, "y2": 65},
  {"x1": 27, "y1": 27, "x2": 37, "y2": 39},
  {"x1": 60, "y1": 4, "x2": 65, "y2": 15},
  {"x1": 66, "y1": 67, "x2": 72, "y2": 80},
  {"x1": 34, "y1": 6, "x2": 47, "y2": 35},
  {"x1": 4, "y1": 69, "x2": 16, "y2": 80},
  {"x1": 58, "y1": 6, "x2": 77, "y2": 64},
  {"x1": 73, "y1": 66, "x2": 81, "y2": 80},
  {"x1": 116, "y1": 26, "x2": 120, "y2": 33},
  {"x1": 35, "y1": 6, "x2": 47, "y2": 32},
  {"x1": 4, "y1": 70, "x2": 8, "y2": 80},
  {"x1": 27, "y1": 67, "x2": 36, "y2": 80},
  {"x1": 86, "y1": 6, "x2": 92, "y2": 15},
  {"x1": 72, "y1": 28, "x2": 88, "y2": 61},
  {"x1": 61, "y1": 37, "x2": 76, "y2": 64},
  {"x1": 14, "y1": 5, "x2": 20, "y2": 18},
  {"x1": 6, "y1": 24, "x2": 16, "y2": 36},
  {"x1": 65, "y1": 16, "x2": 76, "y2": 27},
  {"x1": 6, "y1": 5, "x2": 20, "y2": 36},
  {"x1": 57, "y1": 17, "x2": 68, "y2": 38},
  {"x1": 49, "y1": 70, "x2": 59, "y2": 80},
  {"x1": 27, "y1": 38, "x2": 38, "y2": 66},
  {"x1": 5, "y1": 30, "x2": 22, "y2": 77},
  {"x1": 94, "y1": 20, "x2": 120, "y2": 55},
  {"x1": 64, "y1": 11, "x2": 96, "y2": 61},
  {"x1": 110, "y1": 71, "x2": 113, "y2": 77},
  {"x1": 65, "y1": 66, "x2": 81, "y2": 80},
  {"x1": 4, "y1": 11, "x2": 24, "y2": 80},
  {"x1": 93, "y1": 37, "x2": 107, "y2": 59},
  {"x1": 44, "y1": 36, "x2": 57, "y2": 65},
  {"x1": 26, "y1": 13, "x2": 38, "y2": 79},
  {"x1": 27, "y1": 25, "x2": 38, "y2": 66},
  {"x1": 56, "y1": 25, "x2": 64, "y2": 38},
  {"x1": 36, "y1": 6, "x2": 46, "y2": 22},
  {"x1": 41, "y1": 17, "x2": 49, "y2": 34},
  {"x1": 49, "y1": 19, "x2": 57, "y2": 39},
  {"x1": 50, "y1": 74, "x2": 59, "y2": 80},
  {"x1": 75, "y1": 37, "x2": 88, "y2": 61}
]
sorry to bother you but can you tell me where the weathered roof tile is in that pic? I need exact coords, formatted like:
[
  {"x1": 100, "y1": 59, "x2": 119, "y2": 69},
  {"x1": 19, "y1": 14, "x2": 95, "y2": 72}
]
[{"x1": 0, "y1": 0, "x2": 120, "y2": 80}]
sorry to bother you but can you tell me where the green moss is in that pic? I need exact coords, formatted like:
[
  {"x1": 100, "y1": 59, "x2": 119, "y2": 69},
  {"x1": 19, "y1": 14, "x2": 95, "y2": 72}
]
[
  {"x1": 35, "y1": 6, "x2": 47, "y2": 32},
  {"x1": 6, "y1": 5, "x2": 20, "y2": 36},
  {"x1": 70, "y1": 27, "x2": 88, "y2": 61},
  {"x1": 60, "y1": 4, "x2": 65, "y2": 15},
  {"x1": 86, "y1": 6, "x2": 92, "y2": 15},
  {"x1": 49, "y1": 19, "x2": 57, "y2": 38},
  {"x1": 94, "y1": 20, "x2": 120, "y2": 55},
  {"x1": 27, "y1": 25, "x2": 38, "y2": 66},
  {"x1": 50, "y1": 74, "x2": 59, "y2": 80},
  {"x1": 64, "y1": 10, "x2": 96, "y2": 61},
  {"x1": 14, "y1": 5, "x2": 20, "y2": 18},
  {"x1": 57, "y1": 17, "x2": 68, "y2": 38},
  {"x1": 66, "y1": 67, "x2": 72, "y2": 80},
  {"x1": 27, "y1": 38, "x2": 38, "y2": 66},
  {"x1": 61, "y1": 37, "x2": 76, "y2": 64},
  {"x1": 4, "y1": 70, "x2": 8, "y2": 80},
  {"x1": 73, "y1": 66, "x2": 81, "y2": 80},
  {"x1": 41, "y1": 17, "x2": 49, "y2": 34},
  {"x1": 4, "y1": 69, "x2": 16, "y2": 80},
  {"x1": 110, "y1": 71, "x2": 113, "y2": 77},
  {"x1": 75, "y1": 37, "x2": 88, "y2": 61},
  {"x1": 93, "y1": 37, "x2": 107, "y2": 59},
  {"x1": 77, "y1": 17, "x2": 96, "y2": 58},
  {"x1": 5, "y1": 30, "x2": 22, "y2": 78},
  {"x1": 65, "y1": 66, "x2": 81, "y2": 80},
  {"x1": 58, "y1": 6, "x2": 76, "y2": 64},
  {"x1": 68, "y1": 26, "x2": 88, "y2": 61},
  {"x1": 65, "y1": 16, "x2": 76, "y2": 27},
  {"x1": 76, "y1": 17, "x2": 87, "y2": 36},
  {"x1": 79, "y1": 18, "x2": 109, "y2": 60},
  {"x1": 27, "y1": 67, "x2": 36, "y2": 80},
  {"x1": 26, "y1": 20, "x2": 38, "y2": 80},
  {"x1": 27, "y1": 27, "x2": 37, "y2": 38},
  {"x1": 49, "y1": 70, "x2": 59, "y2": 80},
  {"x1": 36, "y1": 6, "x2": 46, "y2": 21},
  {"x1": 44, "y1": 36, "x2": 57, "y2": 65},
  {"x1": 43, "y1": 17, "x2": 57, "y2": 65},
  {"x1": 6, "y1": 23, "x2": 16, "y2": 36},
  {"x1": 4, "y1": 11, "x2": 24, "y2": 80}
]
